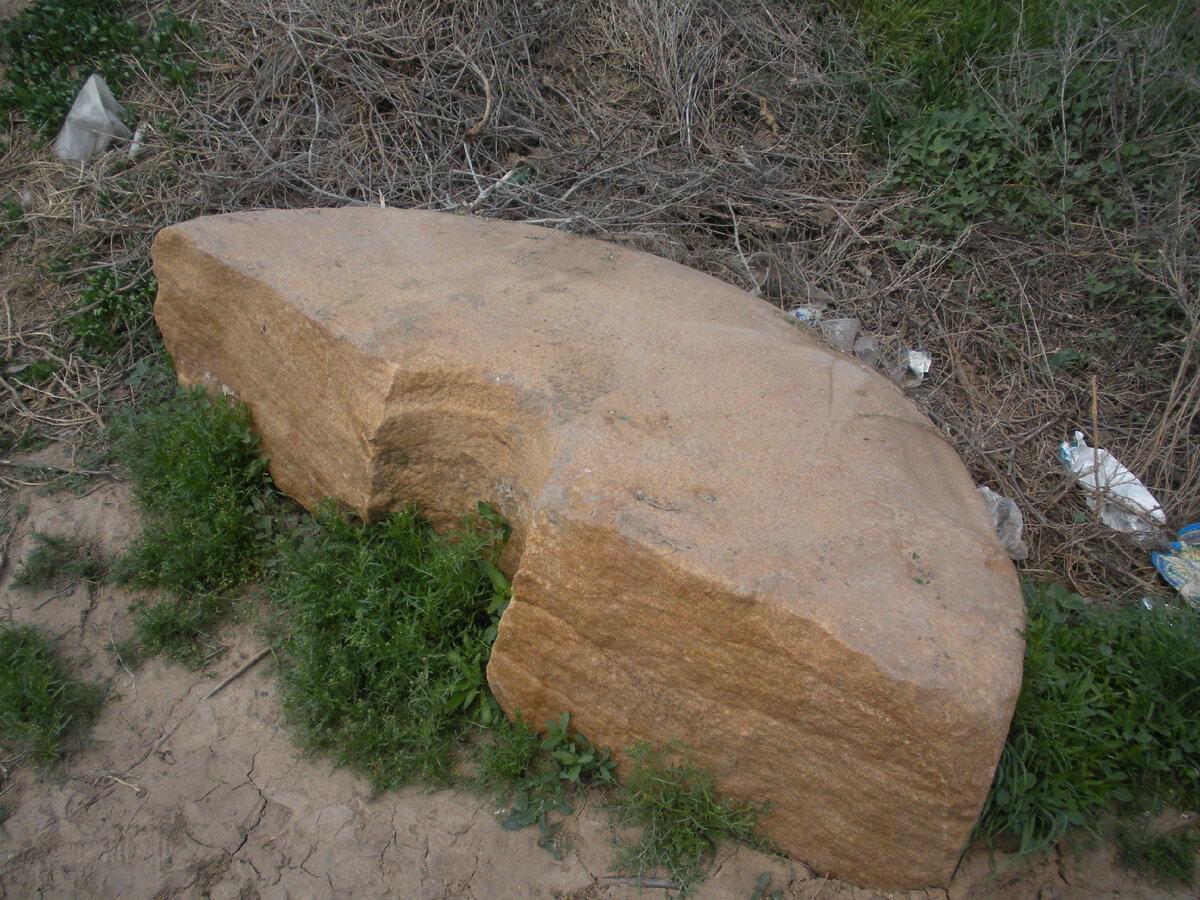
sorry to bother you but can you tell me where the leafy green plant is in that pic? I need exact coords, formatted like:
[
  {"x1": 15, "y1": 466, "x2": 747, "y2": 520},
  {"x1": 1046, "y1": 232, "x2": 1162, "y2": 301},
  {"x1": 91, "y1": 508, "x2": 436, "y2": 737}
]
[
  {"x1": 5, "y1": 358, "x2": 61, "y2": 385},
  {"x1": 879, "y1": 12, "x2": 1193, "y2": 330},
  {"x1": 66, "y1": 265, "x2": 158, "y2": 357},
  {"x1": 748, "y1": 878, "x2": 787, "y2": 900},
  {"x1": 0, "y1": 424, "x2": 48, "y2": 457},
  {"x1": 975, "y1": 582, "x2": 1200, "y2": 858},
  {"x1": 0, "y1": 618, "x2": 106, "y2": 764},
  {"x1": 541, "y1": 711, "x2": 617, "y2": 790},
  {"x1": 1045, "y1": 347, "x2": 1089, "y2": 374},
  {"x1": 0, "y1": 0, "x2": 202, "y2": 134},
  {"x1": 885, "y1": 57, "x2": 1185, "y2": 238},
  {"x1": 830, "y1": 0, "x2": 1055, "y2": 133},
  {"x1": 116, "y1": 592, "x2": 233, "y2": 668},
  {"x1": 11, "y1": 532, "x2": 106, "y2": 589},
  {"x1": 268, "y1": 502, "x2": 511, "y2": 789},
  {"x1": 611, "y1": 741, "x2": 768, "y2": 896},
  {"x1": 110, "y1": 386, "x2": 276, "y2": 663},
  {"x1": 484, "y1": 710, "x2": 617, "y2": 855},
  {"x1": 749, "y1": 872, "x2": 784, "y2": 900},
  {"x1": 1115, "y1": 822, "x2": 1199, "y2": 887}
]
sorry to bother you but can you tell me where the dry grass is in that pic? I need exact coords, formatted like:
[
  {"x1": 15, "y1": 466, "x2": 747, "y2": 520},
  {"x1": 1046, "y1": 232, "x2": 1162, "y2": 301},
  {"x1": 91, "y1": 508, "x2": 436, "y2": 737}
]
[{"x1": 0, "y1": 0, "x2": 1196, "y2": 599}]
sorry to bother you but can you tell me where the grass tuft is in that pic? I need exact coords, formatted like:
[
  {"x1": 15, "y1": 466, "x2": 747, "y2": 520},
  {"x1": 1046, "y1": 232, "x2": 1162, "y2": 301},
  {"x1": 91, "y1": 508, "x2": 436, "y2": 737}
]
[
  {"x1": 975, "y1": 582, "x2": 1200, "y2": 858},
  {"x1": 611, "y1": 741, "x2": 768, "y2": 896},
  {"x1": 110, "y1": 386, "x2": 276, "y2": 664},
  {"x1": 11, "y1": 532, "x2": 106, "y2": 589},
  {"x1": 0, "y1": 618, "x2": 106, "y2": 765},
  {"x1": 268, "y1": 502, "x2": 510, "y2": 789},
  {"x1": 1115, "y1": 822, "x2": 1199, "y2": 887},
  {"x1": 116, "y1": 592, "x2": 232, "y2": 669}
]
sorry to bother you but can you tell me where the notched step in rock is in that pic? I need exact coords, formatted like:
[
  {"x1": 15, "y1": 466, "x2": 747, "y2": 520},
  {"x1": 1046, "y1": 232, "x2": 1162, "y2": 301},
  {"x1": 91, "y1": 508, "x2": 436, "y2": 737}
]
[{"x1": 152, "y1": 207, "x2": 1025, "y2": 890}]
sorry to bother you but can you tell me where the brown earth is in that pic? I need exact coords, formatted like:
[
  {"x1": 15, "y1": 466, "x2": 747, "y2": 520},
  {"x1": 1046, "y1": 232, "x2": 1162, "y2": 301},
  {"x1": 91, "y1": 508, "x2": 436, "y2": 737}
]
[{"x1": 0, "y1": 448, "x2": 1194, "y2": 899}]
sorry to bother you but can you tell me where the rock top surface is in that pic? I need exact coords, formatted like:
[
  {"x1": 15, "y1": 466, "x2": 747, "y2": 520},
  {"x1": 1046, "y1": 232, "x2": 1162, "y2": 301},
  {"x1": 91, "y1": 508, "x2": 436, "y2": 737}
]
[{"x1": 152, "y1": 207, "x2": 1025, "y2": 889}]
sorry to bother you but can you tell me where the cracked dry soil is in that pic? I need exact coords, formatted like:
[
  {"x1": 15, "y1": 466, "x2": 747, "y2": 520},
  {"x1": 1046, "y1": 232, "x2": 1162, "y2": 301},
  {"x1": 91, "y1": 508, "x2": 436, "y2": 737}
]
[{"x1": 0, "y1": 456, "x2": 1194, "y2": 899}]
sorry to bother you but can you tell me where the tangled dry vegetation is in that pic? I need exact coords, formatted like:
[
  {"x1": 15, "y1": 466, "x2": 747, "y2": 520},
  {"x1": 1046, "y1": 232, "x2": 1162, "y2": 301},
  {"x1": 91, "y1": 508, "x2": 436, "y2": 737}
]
[{"x1": 1, "y1": 0, "x2": 1197, "y2": 601}]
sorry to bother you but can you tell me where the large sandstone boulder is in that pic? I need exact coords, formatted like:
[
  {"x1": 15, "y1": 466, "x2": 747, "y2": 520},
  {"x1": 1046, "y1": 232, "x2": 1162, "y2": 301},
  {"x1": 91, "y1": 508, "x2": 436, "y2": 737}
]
[{"x1": 151, "y1": 207, "x2": 1025, "y2": 889}]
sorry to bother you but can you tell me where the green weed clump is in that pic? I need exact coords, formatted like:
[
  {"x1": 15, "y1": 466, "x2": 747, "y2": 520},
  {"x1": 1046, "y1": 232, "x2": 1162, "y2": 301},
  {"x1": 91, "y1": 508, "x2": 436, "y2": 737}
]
[
  {"x1": 887, "y1": 52, "x2": 1193, "y2": 241},
  {"x1": 0, "y1": 619, "x2": 106, "y2": 764},
  {"x1": 976, "y1": 582, "x2": 1200, "y2": 857},
  {"x1": 830, "y1": 0, "x2": 1055, "y2": 130},
  {"x1": 1115, "y1": 822, "x2": 1199, "y2": 888},
  {"x1": 0, "y1": 0, "x2": 201, "y2": 134},
  {"x1": 111, "y1": 387, "x2": 276, "y2": 665},
  {"x1": 268, "y1": 503, "x2": 511, "y2": 789},
  {"x1": 858, "y1": 1, "x2": 1198, "y2": 327},
  {"x1": 611, "y1": 741, "x2": 768, "y2": 895},
  {"x1": 12, "y1": 532, "x2": 106, "y2": 589},
  {"x1": 480, "y1": 711, "x2": 617, "y2": 855},
  {"x1": 67, "y1": 265, "x2": 159, "y2": 358}
]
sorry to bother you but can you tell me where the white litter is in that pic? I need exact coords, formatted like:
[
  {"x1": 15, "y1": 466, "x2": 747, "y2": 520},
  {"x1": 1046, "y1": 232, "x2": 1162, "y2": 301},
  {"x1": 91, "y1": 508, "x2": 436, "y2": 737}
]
[
  {"x1": 127, "y1": 122, "x2": 147, "y2": 158},
  {"x1": 819, "y1": 317, "x2": 858, "y2": 352},
  {"x1": 789, "y1": 304, "x2": 825, "y2": 323},
  {"x1": 978, "y1": 486, "x2": 1028, "y2": 560},
  {"x1": 893, "y1": 349, "x2": 932, "y2": 386},
  {"x1": 53, "y1": 74, "x2": 133, "y2": 165},
  {"x1": 1058, "y1": 431, "x2": 1166, "y2": 537}
]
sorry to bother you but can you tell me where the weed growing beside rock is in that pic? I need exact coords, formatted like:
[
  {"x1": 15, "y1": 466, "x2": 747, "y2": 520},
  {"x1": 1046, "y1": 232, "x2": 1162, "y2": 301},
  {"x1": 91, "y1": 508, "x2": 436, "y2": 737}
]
[
  {"x1": 266, "y1": 502, "x2": 510, "y2": 788},
  {"x1": 611, "y1": 742, "x2": 769, "y2": 894},
  {"x1": 99, "y1": 381, "x2": 775, "y2": 894},
  {"x1": 975, "y1": 582, "x2": 1200, "y2": 860},
  {"x1": 481, "y1": 711, "x2": 617, "y2": 857},
  {"x1": 109, "y1": 385, "x2": 277, "y2": 665}
]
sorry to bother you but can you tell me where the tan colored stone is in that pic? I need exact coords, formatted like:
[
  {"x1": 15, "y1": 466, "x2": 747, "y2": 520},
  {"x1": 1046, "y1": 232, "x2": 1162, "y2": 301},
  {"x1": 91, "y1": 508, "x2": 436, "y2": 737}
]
[{"x1": 151, "y1": 207, "x2": 1025, "y2": 890}]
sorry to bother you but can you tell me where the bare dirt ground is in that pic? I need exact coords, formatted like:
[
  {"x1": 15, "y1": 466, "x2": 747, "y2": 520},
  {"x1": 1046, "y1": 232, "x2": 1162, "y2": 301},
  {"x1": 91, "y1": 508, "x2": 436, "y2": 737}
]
[{"x1": 1, "y1": 449, "x2": 1194, "y2": 899}]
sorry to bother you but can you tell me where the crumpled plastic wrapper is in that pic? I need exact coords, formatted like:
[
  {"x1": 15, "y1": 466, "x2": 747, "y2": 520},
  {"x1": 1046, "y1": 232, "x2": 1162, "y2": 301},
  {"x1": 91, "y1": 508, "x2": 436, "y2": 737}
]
[
  {"x1": 978, "y1": 486, "x2": 1028, "y2": 560},
  {"x1": 53, "y1": 74, "x2": 133, "y2": 165},
  {"x1": 1058, "y1": 431, "x2": 1165, "y2": 537},
  {"x1": 789, "y1": 304, "x2": 825, "y2": 323},
  {"x1": 819, "y1": 317, "x2": 858, "y2": 352},
  {"x1": 1151, "y1": 523, "x2": 1200, "y2": 606},
  {"x1": 892, "y1": 349, "x2": 931, "y2": 387},
  {"x1": 852, "y1": 335, "x2": 878, "y2": 367}
]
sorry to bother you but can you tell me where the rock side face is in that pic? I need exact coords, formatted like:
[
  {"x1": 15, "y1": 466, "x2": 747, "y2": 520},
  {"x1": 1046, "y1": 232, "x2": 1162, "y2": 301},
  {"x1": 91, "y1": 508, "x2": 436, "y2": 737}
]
[{"x1": 152, "y1": 208, "x2": 1024, "y2": 889}]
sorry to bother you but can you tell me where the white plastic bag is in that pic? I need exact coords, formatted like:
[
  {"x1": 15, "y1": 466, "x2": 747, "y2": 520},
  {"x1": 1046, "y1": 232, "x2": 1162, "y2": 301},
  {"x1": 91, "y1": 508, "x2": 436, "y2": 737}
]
[
  {"x1": 1058, "y1": 431, "x2": 1165, "y2": 537},
  {"x1": 53, "y1": 74, "x2": 133, "y2": 165}
]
